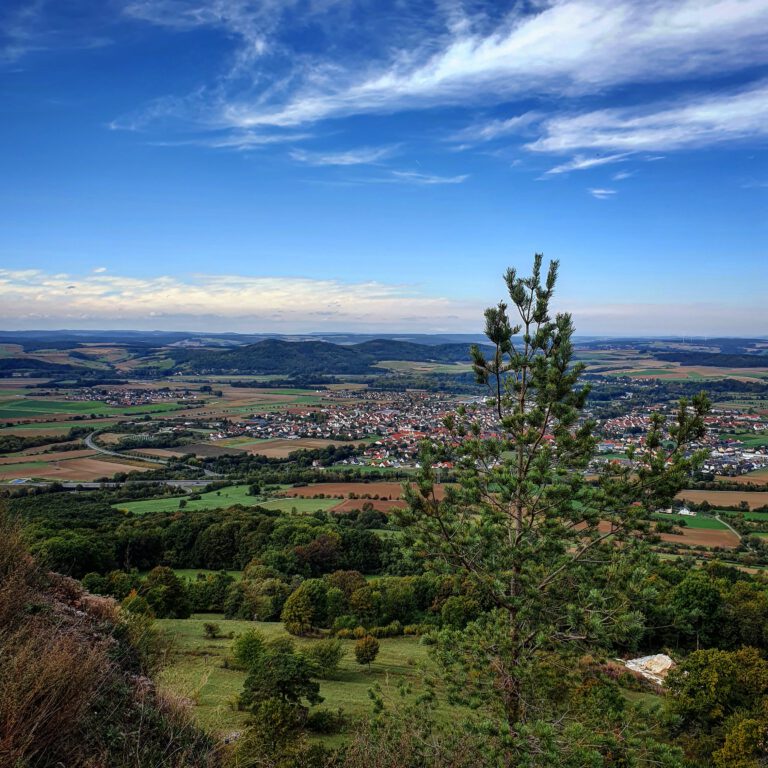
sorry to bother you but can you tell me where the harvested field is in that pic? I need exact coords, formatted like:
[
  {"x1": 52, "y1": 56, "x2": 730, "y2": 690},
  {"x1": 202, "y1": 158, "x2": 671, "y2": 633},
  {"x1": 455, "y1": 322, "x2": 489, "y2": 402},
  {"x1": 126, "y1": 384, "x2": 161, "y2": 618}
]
[
  {"x1": 0, "y1": 456, "x2": 155, "y2": 480},
  {"x1": 594, "y1": 519, "x2": 739, "y2": 549},
  {"x1": 233, "y1": 438, "x2": 351, "y2": 458},
  {"x1": 331, "y1": 498, "x2": 407, "y2": 513},
  {"x1": 719, "y1": 469, "x2": 768, "y2": 485},
  {"x1": 676, "y1": 489, "x2": 768, "y2": 509},
  {"x1": 0, "y1": 377, "x2": 49, "y2": 389},
  {"x1": 127, "y1": 448, "x2": 187, "y2": 459},
  {"x1": 0, "y1": 448, "x2": 98, "y2": 465},
  {"x1": 184, "y1": 442, "x2": 245, "y2": 458},
  {"x1": 657, "y1": 528, "x2": 740, "y2": 549}
]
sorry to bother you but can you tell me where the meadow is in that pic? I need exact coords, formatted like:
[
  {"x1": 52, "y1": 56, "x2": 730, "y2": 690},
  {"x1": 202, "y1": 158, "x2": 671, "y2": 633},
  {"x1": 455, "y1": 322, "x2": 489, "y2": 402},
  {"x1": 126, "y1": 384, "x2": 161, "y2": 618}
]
[
  {"x1": 156, "y1": 615, "x2": 432, "y2": 737},
  {"x1": 113, "y1": 484, "x2": 339, "y2": 515}
]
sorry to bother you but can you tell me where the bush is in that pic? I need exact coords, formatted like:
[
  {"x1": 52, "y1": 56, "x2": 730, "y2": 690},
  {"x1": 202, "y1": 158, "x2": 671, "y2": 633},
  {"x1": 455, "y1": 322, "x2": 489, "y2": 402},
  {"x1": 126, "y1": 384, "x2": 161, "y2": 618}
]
[
  {"x1": 202, "y1": 622, "x2": 220, "y2": 639},
  {"x1": 304, "y1": 638, "x2": 345, "y2": 679},
  {"x1": 306, "y1": 707, "x2": 347, "y2": 734}
]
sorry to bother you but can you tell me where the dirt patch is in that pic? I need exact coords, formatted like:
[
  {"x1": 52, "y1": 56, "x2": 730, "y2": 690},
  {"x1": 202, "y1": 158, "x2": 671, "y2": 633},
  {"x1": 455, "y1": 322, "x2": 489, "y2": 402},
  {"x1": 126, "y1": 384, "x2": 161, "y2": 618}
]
[{"x1": 676, "y1": 489, "x2": 768, "y2": 509}]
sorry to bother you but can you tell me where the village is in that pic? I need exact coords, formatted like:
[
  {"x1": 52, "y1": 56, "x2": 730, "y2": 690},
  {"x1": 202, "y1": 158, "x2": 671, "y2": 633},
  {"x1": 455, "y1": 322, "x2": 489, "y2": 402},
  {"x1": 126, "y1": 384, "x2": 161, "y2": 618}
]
[{"x1": 203, "y1": 388, "x2": 768, "y2": 475}]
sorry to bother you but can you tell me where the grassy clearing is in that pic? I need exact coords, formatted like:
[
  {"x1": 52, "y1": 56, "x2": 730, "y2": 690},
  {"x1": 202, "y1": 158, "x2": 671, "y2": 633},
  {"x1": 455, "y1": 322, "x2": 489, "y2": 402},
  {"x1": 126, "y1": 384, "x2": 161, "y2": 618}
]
[
  {"x1": 156, "y1": 614, "x2": 431, "y2": 736},
  {"x1": 653, "y1": 513, "x2": 728, "y2": 530},
  {"x1": 174, "y1": 569, "x2": 244, "y2": 581}
]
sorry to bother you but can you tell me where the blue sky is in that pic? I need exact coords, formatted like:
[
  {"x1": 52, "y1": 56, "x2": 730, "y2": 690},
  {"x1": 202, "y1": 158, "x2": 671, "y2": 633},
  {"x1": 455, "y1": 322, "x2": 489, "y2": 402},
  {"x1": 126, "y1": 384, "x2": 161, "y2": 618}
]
[{"x1": 1, "y1": 0, "x2": 766, "y2": 335}]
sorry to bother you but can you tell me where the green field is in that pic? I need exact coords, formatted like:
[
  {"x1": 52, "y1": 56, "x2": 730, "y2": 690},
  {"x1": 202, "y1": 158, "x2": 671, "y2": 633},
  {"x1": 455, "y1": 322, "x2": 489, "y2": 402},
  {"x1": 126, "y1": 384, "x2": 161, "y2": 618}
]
[
  {"x1": 114, "y1": 485, "x2": 340, "y2": 515},
  {"x1": 114, "y1": 485, "x2": 261, "y2": 514},
  {"x1": 720, "y1": 432, "x2": 768, "y2": 448},
  {"x1": 156, "y1": 615, "x2": 432, "y2": 736},
  {"x1": 717, "y1": 508, "x2": 768, "y2": 522},
  {"x1": 653, "y1": 513, "x2": 728, "y2": 529}
]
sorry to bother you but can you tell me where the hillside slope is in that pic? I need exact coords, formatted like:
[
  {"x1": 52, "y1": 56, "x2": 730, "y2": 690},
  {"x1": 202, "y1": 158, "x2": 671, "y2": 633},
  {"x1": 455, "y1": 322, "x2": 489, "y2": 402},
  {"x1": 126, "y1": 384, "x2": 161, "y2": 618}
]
[{"x1": 0, "y1": 515, "x2": 218, "y2": 768}]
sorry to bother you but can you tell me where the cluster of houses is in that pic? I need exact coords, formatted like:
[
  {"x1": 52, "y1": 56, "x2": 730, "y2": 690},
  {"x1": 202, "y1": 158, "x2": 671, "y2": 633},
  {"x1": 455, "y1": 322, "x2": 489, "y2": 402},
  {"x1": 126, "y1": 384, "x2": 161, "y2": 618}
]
[{"x1": 63, "y1": 387, "x2": 198, "y2": 407}]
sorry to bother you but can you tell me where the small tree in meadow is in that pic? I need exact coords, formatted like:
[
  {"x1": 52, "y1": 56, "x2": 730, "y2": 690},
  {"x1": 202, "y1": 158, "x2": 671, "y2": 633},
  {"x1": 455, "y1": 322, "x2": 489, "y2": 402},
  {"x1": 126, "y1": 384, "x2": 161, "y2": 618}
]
[{"x1": 354, "y1": 635, "x2": 379, "y2": 670}]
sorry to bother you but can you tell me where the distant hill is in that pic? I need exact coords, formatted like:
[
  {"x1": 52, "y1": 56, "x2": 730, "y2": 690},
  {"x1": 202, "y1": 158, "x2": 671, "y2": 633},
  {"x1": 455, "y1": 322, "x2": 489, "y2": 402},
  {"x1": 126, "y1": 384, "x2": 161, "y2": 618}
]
[{"x1": 169, "y1": 338, "x2": 490, "y2": 375}]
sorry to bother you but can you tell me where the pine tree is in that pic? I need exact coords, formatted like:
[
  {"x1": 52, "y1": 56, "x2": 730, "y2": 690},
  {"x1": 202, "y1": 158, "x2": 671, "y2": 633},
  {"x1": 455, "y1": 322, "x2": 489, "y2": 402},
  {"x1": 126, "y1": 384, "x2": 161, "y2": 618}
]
[{"x1": 403, "y1": 254, "x2": 709, "y2": 727}]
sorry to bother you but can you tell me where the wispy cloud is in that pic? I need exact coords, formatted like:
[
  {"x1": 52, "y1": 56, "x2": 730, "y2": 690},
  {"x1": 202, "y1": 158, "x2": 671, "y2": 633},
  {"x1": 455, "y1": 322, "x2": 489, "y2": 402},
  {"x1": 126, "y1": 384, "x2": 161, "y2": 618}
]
[
  {"x1": 290, "y1": 145, "x2": 397, "y2": 166},
  {"x1": 206, "y1": 0, "x2": 768, "y2": 129},
  {"x1": 528, "y1": 80, "x2": 768, "y2": 154},
  {"x1": 588, "y1": 188, "x2": 616, "y2": 199},
  {"x1": 1, "y1": 0, "x2": 111, "y2": 64},
  {"x1": 544, "y1": 152, "x2": 631, "y2": 175},
  {"x1": 451, "y1": 112, "x2": 540, "y2": 143},
  {"x1": 612, "y1": 170, "x2": 635, "y2": 181},
  {"x1": 389, "y1": 170, "x2": 468, "y2": 185}
]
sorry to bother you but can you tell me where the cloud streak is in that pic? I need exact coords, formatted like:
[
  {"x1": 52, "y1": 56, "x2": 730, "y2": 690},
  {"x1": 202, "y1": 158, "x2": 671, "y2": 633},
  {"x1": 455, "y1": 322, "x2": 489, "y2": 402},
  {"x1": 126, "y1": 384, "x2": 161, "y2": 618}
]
[
  {"x1": 290, "y1": 145, "x2": 397, "y2": 166},
  {"x1": 529, "y1": 80, "x2": 768, "y2": 154}
]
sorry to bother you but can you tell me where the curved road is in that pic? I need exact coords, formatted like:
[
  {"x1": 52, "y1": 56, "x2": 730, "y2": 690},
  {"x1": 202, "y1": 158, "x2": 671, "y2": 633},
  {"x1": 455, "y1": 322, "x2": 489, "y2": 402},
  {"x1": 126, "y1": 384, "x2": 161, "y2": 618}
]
[{"x1": 85, "y1": 431, "x2": 220, "y2": 478}]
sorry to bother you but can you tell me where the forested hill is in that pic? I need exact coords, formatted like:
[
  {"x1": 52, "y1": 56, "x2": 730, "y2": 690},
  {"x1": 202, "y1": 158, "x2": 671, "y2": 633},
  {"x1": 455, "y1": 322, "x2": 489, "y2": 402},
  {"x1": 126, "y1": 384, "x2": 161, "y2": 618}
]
[{"x1": 169, "y1": 338, "x2": 492, "y2": 375}]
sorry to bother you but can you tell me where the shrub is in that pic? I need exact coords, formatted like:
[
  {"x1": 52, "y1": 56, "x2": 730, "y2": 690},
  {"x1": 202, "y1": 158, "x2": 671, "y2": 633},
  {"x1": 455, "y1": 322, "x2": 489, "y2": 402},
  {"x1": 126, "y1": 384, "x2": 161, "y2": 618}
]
[
  {"x1": 231, "y1": 629, "x2": 266, "y2": 670},
  {"x1": 304, "y1": 638, "x2": 345, "y2": 679},
  {"x1": 306, "y1": 707, "x2": 347, "y2": 734},
  {"x1": 202, "y1": 622, "x2": 220, "y2": 639}
]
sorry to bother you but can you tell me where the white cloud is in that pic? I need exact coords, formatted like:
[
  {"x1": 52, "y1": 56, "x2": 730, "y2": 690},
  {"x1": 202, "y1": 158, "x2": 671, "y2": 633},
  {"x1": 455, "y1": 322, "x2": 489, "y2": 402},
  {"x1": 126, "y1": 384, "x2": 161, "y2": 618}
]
[
  {"x1": 612, "y1": 170, "x2": 635, "y2": 180},
  {"x1": 588, "y1": 187, "x2": 616, "y2": 199},
  {"x1": 214, "y1": 0, "x2": 768, "y2": 129},
  {"x1": 290, "y1": 145, "x2": 397, "y2": 166},
  {"x1": 0, "y1": 268, "x2": 479, "y2": 332},
  {"x1": 93, "y1": 266, "x2": 107, "y2": 273},
  {"x1": 528, "y1": 80, "x2": 768, "y2": 154}
]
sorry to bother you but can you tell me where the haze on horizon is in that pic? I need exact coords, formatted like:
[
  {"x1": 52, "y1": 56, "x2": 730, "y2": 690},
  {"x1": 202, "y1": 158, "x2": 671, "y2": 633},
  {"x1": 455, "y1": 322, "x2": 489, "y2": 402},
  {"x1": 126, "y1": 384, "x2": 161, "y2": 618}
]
[{"x1": 2, "y1": 0, "x2": 766, "y2": 336}]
